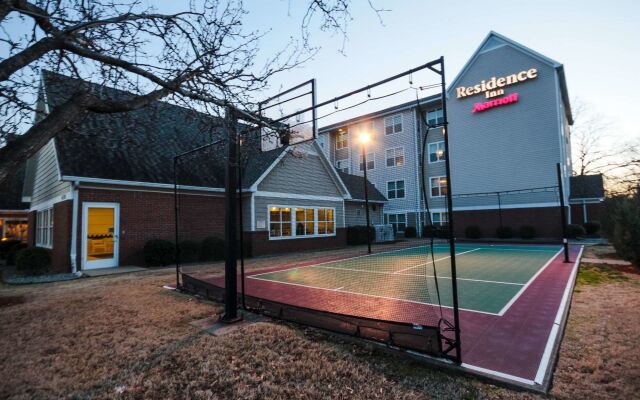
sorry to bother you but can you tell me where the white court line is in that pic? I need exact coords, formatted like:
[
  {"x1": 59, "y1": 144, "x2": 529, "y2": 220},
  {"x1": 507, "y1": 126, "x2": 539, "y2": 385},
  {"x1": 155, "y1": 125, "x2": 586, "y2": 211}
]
[
  {"x1": 304, "y1": 264, "x2": 524, "y2": 286},
  {"x1": 461, "y1": 363, "x2": 536, "y2": 386},
  {"x1": 395, "y1": 248, "x2": 482, "y2": 273},
  {"x1": 497, "y1": 248, "x2": 564, "y2": 316},
  {"x1": 249, "y1": 274, "x2": 500, "y2": 316}
]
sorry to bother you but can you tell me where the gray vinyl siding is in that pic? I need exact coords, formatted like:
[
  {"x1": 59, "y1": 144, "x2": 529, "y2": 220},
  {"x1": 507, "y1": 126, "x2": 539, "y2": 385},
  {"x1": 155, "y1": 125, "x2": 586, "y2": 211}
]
[
  {"x1": 257, "y1": 143, "x2": 343, "y2": 197},
  {"x1": 344, "y1": 202, "x2": 383, "y2": 226},
  {"x1": 30, "y1": 139, "x2": 71, "y2": 206},
  {"x1": 447, "y1": 44, "x2": 564, "y2": 206},
  {"x1": 253, "y1": 196, "x2": 345, "y2": 232},
  {"x1": 419, "y1": 125, "x2": 447, "y2": 211}
]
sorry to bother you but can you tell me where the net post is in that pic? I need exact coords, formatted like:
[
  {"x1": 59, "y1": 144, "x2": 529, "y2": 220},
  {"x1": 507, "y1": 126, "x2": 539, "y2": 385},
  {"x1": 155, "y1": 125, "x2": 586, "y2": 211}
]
[
  {"x1": 222, "y1": 108, "x2": 240, "y2": 322},
  {"x1": 173, "y1": 156, "x2": 181, "y2": 290},
  {"x1": 362, "y1": 142, "x2": 372, "y2": 254},
  {"x1": 556, "y1": 163, "x2": 570, "y2": 263},
  {"x1": 439, "y1": 56, "x2": 463, "y2": 364}
]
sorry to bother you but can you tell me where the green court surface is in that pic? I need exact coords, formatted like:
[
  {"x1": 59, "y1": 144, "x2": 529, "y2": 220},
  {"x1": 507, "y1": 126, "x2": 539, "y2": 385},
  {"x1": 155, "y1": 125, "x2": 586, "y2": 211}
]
[{"x1": 249, "y1": 244, "x2": 562, "y2": 315}]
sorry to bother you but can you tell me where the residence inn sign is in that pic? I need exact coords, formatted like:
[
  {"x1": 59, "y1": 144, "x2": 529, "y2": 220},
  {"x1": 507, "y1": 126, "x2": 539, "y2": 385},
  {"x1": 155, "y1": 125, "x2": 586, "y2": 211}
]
[{"x1": 455, "y1": 68, "x2": 538, "y2": 113}]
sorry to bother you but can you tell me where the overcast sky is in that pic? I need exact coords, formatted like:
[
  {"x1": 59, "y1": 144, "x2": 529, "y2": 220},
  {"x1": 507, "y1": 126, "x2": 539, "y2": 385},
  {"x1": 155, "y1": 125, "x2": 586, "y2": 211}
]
[{"x1": 237, "y1": 0, "x2": 639, "y2": 147}]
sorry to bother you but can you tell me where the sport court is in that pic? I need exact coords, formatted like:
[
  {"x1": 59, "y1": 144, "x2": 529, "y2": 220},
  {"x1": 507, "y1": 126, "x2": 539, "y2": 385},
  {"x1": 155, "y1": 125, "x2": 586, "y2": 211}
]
[{"x1": 249, "y1": 244, "x2": 562, "y2": 316}]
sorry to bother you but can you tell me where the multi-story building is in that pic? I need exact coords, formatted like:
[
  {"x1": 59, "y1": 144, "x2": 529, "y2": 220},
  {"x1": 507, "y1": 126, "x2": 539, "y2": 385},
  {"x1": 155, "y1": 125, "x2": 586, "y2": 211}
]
[{"x1": 318, "y1": 31, "x2": 576, "y2": 238}]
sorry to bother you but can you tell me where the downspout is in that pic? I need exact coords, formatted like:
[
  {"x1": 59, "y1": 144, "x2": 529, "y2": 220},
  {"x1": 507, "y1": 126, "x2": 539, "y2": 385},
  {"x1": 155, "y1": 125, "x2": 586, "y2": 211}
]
[{"x1": 70, "y1": 182, "x2": 79, "y2": 274}]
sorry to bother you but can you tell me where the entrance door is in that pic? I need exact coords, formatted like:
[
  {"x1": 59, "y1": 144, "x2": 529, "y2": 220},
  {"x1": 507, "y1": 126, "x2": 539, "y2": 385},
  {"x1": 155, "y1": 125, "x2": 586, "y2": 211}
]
[{"x1": 82, "y1": 203, "x2": 119, "y2": 270}]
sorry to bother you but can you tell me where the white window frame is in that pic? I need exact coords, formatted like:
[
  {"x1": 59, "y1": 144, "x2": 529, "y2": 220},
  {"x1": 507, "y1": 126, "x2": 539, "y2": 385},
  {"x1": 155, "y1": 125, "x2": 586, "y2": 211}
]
[
  {"x1": 387, "y1": 180, "x2": 405, "y2": 200},
  {"x1": 385, "y1": 146, "x2": 404, "y2": 168},
  {"x1": 431, "y1": 212, "x2": 449, "y2": 226},
  {"x1": 358, "y1": 152, "x2": 375, "y2": 171},
  {"x1": 335, "y1": 158, "x2": 350, "y2": 173},
  {"x1": 428, "y1": 141, "x2": 446, "y2": 164},
  {"x1": 36, "y1": 207, "x2": 54, "y2": 249},
  {"x1": 386, "y1": 213, "x2": 407, "y2": 232},
  {"x1": 384, "y1": 114, "x2": 403, "y2": 135},
  {"x1": 268, "y1": 205, "x2": 336, "y2": 240},
  {"x1": 335, "y1": 129, "x2": 348, "y2": 150},
  {"x1": 429, "y1": 176, "x2": 447, "y2": 198},
  {"x1": 426, "y1": 108, "x2": 444, "y2": 126}
]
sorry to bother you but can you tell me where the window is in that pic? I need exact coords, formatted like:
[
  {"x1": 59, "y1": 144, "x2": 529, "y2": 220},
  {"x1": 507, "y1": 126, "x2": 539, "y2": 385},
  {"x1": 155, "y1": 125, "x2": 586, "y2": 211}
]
[
  {"x1": 335, "y1": 159, "x2": 349, "y2": 173},
  {"x1": 359, "y1": 152, "x2": 375, "y2": 171},
  {"x1": 387, "y1": 180, "x2": 405, "y2": 199},
  {"x1": 295, "y1": 208, "x2": 316, "y2": 236},
  {"x1": 336, "y1": 128, "x2": 348, "y2": 150},
  {"x1": 384, "y1": 114, "x2": 402, "y2": 135},
  {"x1": 385, "y1": 147, "x2": 404, "y2": 167},
  {"x1": 428, "y1": 141, "x2": 446, "y2": 163},
  {"x1": 387, "y1": 213, "x2": 407, "y2": 232},
  {"x1": 317, "y1": 208, "x2": 335, "y2": 235},
  {"x1": 269, "y1": 207, "x2": 292, "y2": 238},
  {"x1": 430, "y1": 176, "x2": 447, "y2": 197},
  {"x1": 426, "y1": 108, "x2": 444, "y2": 126},
  {"x1": 36, "y1": 208, "x2": 54, "y2": 248},
  {"x1": 269, "y1": 206, "x2": 335, "y2": 239},
  {"x1": 431, "y1": 212, "x2": 449, "y2": 226}
]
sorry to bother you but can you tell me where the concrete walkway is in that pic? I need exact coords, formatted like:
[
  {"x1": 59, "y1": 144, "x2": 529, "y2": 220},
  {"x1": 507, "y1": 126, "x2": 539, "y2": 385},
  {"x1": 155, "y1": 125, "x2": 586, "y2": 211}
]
[
  {"x1": 82, "y1": 266, "x2": 147, "y2": 277},
  {"x1": 581, "y1": 257, "x2": 632, "y2": 266}
]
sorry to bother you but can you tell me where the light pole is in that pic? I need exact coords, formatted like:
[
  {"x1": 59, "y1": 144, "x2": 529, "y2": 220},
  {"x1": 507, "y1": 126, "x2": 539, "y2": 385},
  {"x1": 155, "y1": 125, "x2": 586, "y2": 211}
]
[{"x1": 359, "y1": 132, "x2": 372, "y2": 254}]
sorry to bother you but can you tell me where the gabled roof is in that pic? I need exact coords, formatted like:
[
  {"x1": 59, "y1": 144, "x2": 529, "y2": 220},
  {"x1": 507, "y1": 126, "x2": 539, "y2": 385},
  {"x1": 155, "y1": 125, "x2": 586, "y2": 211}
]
[
  {"x1": 570, "y1": 175, "x2": 605, "y2": 200},
  {"x1": 447, "y1": 31, "x2": 573, "y2": 124},
  {"x1": 337, "y1": 171, "x2": 386, "y2": 203},
  {"x1": 0, "y1": 162, "x2": 28, "y2": 210},
  {"x1": 40, "y1": 71, "x2": 286, "y2": 190}
]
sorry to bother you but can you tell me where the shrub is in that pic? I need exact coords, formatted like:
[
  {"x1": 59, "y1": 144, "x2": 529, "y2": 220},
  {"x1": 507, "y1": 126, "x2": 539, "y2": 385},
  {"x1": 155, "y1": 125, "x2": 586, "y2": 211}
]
[
  {"x1": 610, "y1": 195, "x2": 640, "y2": 264},
  {"x1": 404, "y1": 226, "x2": 417, "y2": 238},
  {"x1": 496, "y1": 226, "x2": 514, "y2": 239},
  {"x1": 519, "y1": 225, "x2": 537, "y2": 239},
  {"x1": 143, "y1": 239, "x2": 175, "y2": 266},
  {"x1": 346, "y1": 226, "x2": 375, "y2": 245},
  {"x1": 7, "y1": 243, "x2": 27, "y2": 266},
  {"x1": 0, "y1": 239, "x2": 21, "y2": 256},
  {"x1": 465, "y1": 225, "x2": 482, "y2": 239},
  {"x1": 178, "y1": 240, "x2": 200, "y2": 263},
  {"x1": 15, "y1": 247, "x2": 51, "y2": 276},
  {"x1": 566, "y1": 224, "x2": 586, "y2": 238},
  {"x1": 423, "y1": 225, "x2": 449, "y2": 239},
  {"x1": 200, "y1": 237, "x2": 225, "y2": 261},
  {"x1": 583, "y1": 221, "x2": 601, "y2": 235}
]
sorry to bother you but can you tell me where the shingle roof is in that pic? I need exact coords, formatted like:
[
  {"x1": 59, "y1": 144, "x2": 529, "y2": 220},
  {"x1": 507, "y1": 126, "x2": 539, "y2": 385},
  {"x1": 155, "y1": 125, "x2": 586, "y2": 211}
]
[
  {"x1": 0, "y1": 162, "x2": 28, "y2": 210},
  {"x1": 337, "y1": 171, "x2": 386, "y2": 203},
  {"x1": 41, "y1": 71, "x2": 285, "y2": 189},
  {"x1": 570, "y1": 175, "x2": 605, "y2": 199}
]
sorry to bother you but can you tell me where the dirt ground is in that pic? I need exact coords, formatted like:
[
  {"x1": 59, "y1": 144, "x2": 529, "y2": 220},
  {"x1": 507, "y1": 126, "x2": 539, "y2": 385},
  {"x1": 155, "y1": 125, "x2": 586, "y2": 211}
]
[{"x1": 0, "y1": 243, "x2": 638, "y2": 399}]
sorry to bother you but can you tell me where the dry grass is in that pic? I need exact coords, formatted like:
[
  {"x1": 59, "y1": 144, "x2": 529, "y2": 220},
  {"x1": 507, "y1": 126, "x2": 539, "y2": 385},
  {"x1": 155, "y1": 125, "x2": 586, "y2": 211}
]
[{"x1": 0, "y1": 243, "x2": 638, "y2": 399}]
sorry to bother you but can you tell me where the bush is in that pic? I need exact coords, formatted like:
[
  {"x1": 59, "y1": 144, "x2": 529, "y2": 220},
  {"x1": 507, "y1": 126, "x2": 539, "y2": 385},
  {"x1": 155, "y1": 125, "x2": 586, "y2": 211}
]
[
  {"x1": 0, "y1": 239, "x2": 21, "y2": 256},
  {"x1": 496, "y1": 226, "x2": 514, "y2": 239},
  {"x1": 346, "y1": 226, "x2": 375, "y2": 245},
  {"x1": 404, "y1": 226, "x2": 417, "y2": 238},
  {"x1": 7, "y1": 243, "x2": 27, "y2": 266},
  {"x1": 15, "y1": 247, "x2": 51, "y2": 276},
  {"x1": 143, "y1": 239, "x2": 175, "y2": 266},
  {"x1": 609, "y1": 195, "x2": 640, "y2": 264},
  {"x1": 519, "y1": 225, "x2": 537, "y2": 239},
  {"x1": 200, "y1": 236, "x2": 225, "y2": 261},
  {"x1": 178, "y1": 240, "x2": 200, "y2": 263},
  {"x1": 423, "y1": 225, "x2": 449, "y2": 239},
  {"x1": 465, "y1": 225, "x2": 482, "y2": 239},
  {"x1": 566, "y1": 224, "x2": 586, "y2": 238},
  {"x1": 583, "y1": 221, "x2": 601, "y2": 235}
]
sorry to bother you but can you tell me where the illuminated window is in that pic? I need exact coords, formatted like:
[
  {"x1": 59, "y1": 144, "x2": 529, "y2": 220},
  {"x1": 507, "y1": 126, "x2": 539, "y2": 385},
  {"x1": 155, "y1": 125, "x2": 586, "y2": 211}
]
[
  {"x1": 384, "y1": 114, "x2": 402, "y2": 135},
  {"x1": 387, "y1": 213, "x2": 407, "y2": 232},
  {"x1": 428, "y1": 141, "x2": 446, "y2": 163},
  {"x1": 295, "y1": 208, "x2": 316, "y2": 236},
  {"x1": 36, "y1": 208, "x2": 54, "y2": 248},
  {"x1": 269, "y1": 206, "x2": 335, "y2": 239},
  {"x1": 359, "y1": 152, "x2": 375, "y2": 171},
  {"x1": 335, "y1": 159, "x2": 349, "y2": 173},
  {"x1": 336, "y1": 129, "x2": 348, "y2": 150},
  {"x1": 317, "y1": 208, "x2": 335, "y2": 235},
  {"x1": 385, "y1": 147, "x2": 404, "y2": 167},
  {"x1": 387, "y1": 180, "x2": 405, "y2": 199},
  {"x1": 430, "y1": 176, "x2": 447, "y2": 197},
  {"x1": 269, "y1": 207, "x2": 292, "y2": 238},
  {"x1": 431, "y1": 212, "x2": 449, "y2": 226},
  {"x1": 426, "y1": 108, "x2": 444, "y2": 126}
]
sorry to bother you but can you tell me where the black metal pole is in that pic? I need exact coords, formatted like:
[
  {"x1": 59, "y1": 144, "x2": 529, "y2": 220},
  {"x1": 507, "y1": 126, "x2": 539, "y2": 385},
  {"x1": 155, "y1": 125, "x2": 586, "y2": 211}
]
[
  {"x1": 556, "y1": 163, "x2": 570, "y2": 263},
  {"x1": 238, "y1": 136, "x2": 246, "y2": 309},
  {"x1": 439, "y1": 56, "x2": 462, "y2": 364},
  {"x1": 222, "y1": 109, "x2": 240, "y2": 321},
  {"x1": 362, "y1": 143, "x2": 372, "y2": 254},
  {"x1": 173, "y1": 156, "x2": 180, "y2": 289},
  {"x1": 497, "y1": 192, "x2": 503, "y2": 227}
]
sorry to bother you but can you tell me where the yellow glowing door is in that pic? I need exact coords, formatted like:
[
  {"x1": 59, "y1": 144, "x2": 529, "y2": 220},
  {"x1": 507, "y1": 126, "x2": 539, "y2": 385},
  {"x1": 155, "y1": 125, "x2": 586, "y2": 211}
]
[{"x1": 83, "y1": 203, "x2": 119, "y2": 269}]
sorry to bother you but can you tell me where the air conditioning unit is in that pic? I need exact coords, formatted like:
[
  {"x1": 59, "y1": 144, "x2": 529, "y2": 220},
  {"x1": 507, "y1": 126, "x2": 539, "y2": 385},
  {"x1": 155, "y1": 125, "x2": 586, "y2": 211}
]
[{"x1": 374, "y1": 224, "x2": 394, "y2": 243}]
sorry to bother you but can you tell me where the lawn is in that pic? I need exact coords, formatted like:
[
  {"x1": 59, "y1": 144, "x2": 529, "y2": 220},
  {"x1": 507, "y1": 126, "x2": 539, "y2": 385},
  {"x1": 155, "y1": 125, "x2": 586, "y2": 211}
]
[{"x1": 0, "y1": 244, "x2": 638, "y2": 399}]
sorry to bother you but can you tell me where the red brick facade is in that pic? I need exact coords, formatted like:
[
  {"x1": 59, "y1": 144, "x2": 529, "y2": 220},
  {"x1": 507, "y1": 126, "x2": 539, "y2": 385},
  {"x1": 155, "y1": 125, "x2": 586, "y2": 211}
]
[
  {"x1": 452, "y1": 206, "x2": 564, "y2": 238},
  {"x1": 246, "y1": 228, "x2": 348, "y2": 256},
  {"x1": 51, "y1": 200, "x2": 73, "y2": 273},
  {"x1": 570, "y1": 202, "x2": 604, "y2": 225}
]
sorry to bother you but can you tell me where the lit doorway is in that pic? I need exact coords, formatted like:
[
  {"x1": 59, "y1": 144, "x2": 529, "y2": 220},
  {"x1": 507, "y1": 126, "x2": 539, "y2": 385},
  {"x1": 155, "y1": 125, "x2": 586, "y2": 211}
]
[{"x1": 82, "y1": 203, "x2": 119, "y2": 270}]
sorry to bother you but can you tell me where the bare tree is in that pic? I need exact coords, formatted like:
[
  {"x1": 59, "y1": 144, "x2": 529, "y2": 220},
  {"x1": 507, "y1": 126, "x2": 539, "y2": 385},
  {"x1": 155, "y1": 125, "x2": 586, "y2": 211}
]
[
  {"x1": 571, "y1": 99, "x2": 614, "y2": 176},
  {"x1": 0, "y1": 0, "x2": 382, "y2": 184}
]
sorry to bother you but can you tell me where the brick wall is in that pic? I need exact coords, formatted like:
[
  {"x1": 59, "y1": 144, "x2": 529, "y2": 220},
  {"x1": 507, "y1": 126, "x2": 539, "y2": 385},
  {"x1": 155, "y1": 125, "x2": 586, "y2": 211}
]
[
  {"x1": 27, "y1": 211, "x2": 36, "y2": 247},
  {"x1": 246, "y1": 228, "x2": 347, "y2": 256},
  {"x1": 453, "y1": 206, "x2": 563, "y2": 239},
  {"x1": 570, "y1": 202, "x2": 604, "y2": 225},
  {"x1": 51, "y1": 200, "x2": 73, "y2": 273}
]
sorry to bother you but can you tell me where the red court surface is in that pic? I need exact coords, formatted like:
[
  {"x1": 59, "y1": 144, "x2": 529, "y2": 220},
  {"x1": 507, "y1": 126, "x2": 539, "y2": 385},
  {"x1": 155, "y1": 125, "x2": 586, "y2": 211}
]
[{"x1": 183, "y1": 244, "x2": 583, "y2": 389}]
